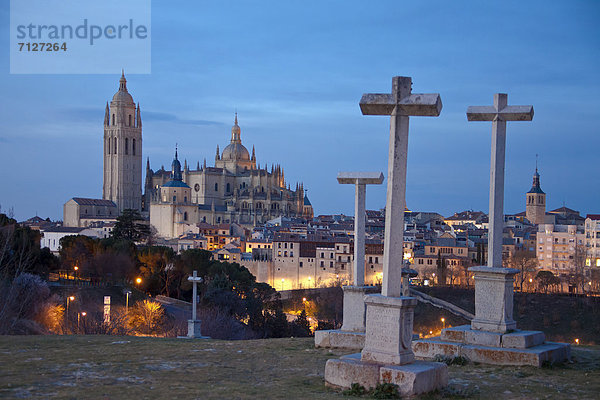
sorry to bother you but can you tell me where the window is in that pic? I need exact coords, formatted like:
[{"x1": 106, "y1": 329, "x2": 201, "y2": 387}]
[
  {"x1": 299, "y1": 261, "x2": 303, "y2": 267},
  {"x1": 215, "y1": 183, "x2": 218, "y2": 191},
  {"x1": 284, "y1": 243, "x2": 287, "y2": 249},
  {"x1": 375, "y1": 257, "x2": 379, "y2": 263},
  {"x1": 290, "y1": 251, "x2": 294, "y2": 257},
  {"x1": 284, "y1": 251, "x2": 287, "y2": 257},
  {"x1": 128, "y1": 115, "x2": 132, "y2": 126},
  {"x1": 226, "y1": 183, "x2": 230, "y2": 192},
  {"x1": 125, "y1": 138, "x2": 128, "y2": 154},
  {"x1": 290, "y1": 243, "x2": 294, "y2": 249},
  {"x1": 112, "y1": 114, "x2": 115, "y2": 125},
  {"x1": 338, "y1": 256, "x2": 341, "y2": 261},
  {"x1": 320, "y1": 252, "x2": 324, "y2": 258},
  {"x1": 132, "y1": 139, "x2": 136, "y2": 155},
  {"x1": 173, "y1": 196, "x2": 176, "y2": 202},
  {"x1": 369, "y1": 257, "x2": 373, "y2": 263},
  {"x1": 330, "y1": 261, "x2": 333, "y2": 268},
  {"x1": 184, "y1": 212, "x2": 188, "y2": 221},
  {"x1": 184, "y1": 196, "x2": 187, "y2": 203},
  {"x1": 278, "y1": 243, "x2": 281, "y2": 248},
  {"x1": 320, "y1": 261, "x2": 324, "y2": 267},
  {"x1": 114, "y1": 137, "x2": 117, "y2": 153},
  {"x1": 107, "y1": 138, "x2": 110, "y2": 154}
]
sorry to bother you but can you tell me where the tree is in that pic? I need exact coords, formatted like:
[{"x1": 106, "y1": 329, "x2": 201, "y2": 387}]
[
  {"x1": 536, "y1": 270, "x2": 560, "y2": 294},
  {"x1": 138, "y1": 246, "x2": 176, "y2": 296},
  {"x1": 571, "y1": 244, "x2": 588, "y2": 294},
  {"x1": 509, "y1": 250, "x2": 538, "y2": 291},
  {"x1": 111, "y1": 209, "x2": 151, "y2": 242},
  {"x1": 290, "y1": 310, "x2": 312, "y2": 337},
  {"x1": 128, "y1": 299, "x2": 169, "y2": 335}
]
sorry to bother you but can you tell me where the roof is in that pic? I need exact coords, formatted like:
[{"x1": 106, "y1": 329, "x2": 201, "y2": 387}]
[
  {"x1": 41, "y1": 226, "x2": 85, "y2": 233},
  {"x1": 162, "y1": 180, "x2": 190, "y2": 188},
  {"x1": 304, "y1": 195, "x2": 312, "y2": 206},
  {"x1": 527, "y1": 186, "x2": 545, "y2": 194},
  {"x1": 587, "y1": 214, "x2": 600, "y2": 221},
  {"x1": 71, "y1": 198, "x2": 117, "y2": 207}
]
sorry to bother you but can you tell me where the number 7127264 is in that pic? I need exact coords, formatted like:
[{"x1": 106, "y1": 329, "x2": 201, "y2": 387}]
[{"x1": 18, "y1": 42, "x2": 67, "y2": 51}]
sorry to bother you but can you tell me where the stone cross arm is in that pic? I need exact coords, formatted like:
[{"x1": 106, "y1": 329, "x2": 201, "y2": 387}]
[
  {"x1": 467, "y1": 93, "x2": 533, "y2": 121},
  {"x1": 337, "y1": 172, "x2": 384, "y2": 185},
  {"x1": 360, "y1": 93, "x2": 442, "y2": 116}
]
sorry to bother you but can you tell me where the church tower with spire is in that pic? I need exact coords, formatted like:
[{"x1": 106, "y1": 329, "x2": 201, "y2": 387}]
[
  {"x1": 525, "y1": 161, "x2": 546, "y2": 225},
  {"x1": 103, "y1": 71, "x2": 143, "y2": 213}
]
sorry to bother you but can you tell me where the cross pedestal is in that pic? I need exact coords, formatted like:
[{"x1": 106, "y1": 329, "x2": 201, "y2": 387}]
[
  {"x1": 413, "y1": 93, "x2": 569, "y2": 366},
  {"x1": 315, "y1": 172, "x2": 383, "y2": 350},
  {"x1": 325, "y1": 77, "x2": 447, "y2": 397},
  {"x1": 179, "y1": 270, "x2": 209, "y2": 339}
]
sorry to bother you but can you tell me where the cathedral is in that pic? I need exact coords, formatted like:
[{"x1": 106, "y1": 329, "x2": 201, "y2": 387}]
[
  {"x1": 63, "y1": 73, "x2": 313, "y2": 234},
  {"x1": 146, "y1": 115, "x2": 313, "y2": 237}
]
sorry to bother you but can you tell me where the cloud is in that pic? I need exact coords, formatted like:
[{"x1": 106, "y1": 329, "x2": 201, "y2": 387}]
[
  {"x1": 61, "y1": 108, "x2": 224, "y2": 127},
  {"x1": 143, "y1": 111, "x2": 224, "y2": 126}
]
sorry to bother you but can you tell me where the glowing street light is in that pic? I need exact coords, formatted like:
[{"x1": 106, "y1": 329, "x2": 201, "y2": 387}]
[
  {"x1": 125, "y1": 290, "x2": 132, "y2": 315},
  {"x1": 136, "y1": 277, "x2": 142, "y2": 285},
  {"x1": 281, "y1": 278, "x2": 285, "y2": 291},
  {"x1": 441, "y1": 317, "x2": 446, "y2": 330},
  {"x1": 575, "y1": 338, "x2": 580, "y2": 345},
  {"x1": 66, "y1": 296, "x2": 75, "y2": 332},
  {"x1": 77, "y1": 311, "x2": 86, "y2": 332},
  {"x1": 308, "y1": 276, "x2": 312, "y2": 288},
  {"x1": 302, "y1": 297, "x2": 307, "y2": 302}
]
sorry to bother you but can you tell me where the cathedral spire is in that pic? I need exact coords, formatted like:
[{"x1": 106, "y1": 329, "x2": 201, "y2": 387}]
[
  {"x1": 215, "y1": 144, "x2": 220, "y2": 160},
  {"x1": 196, "y1": 160, "x2": 200, "y2": 171},
  {"x1": 251, "y1": 145, "x2": 255, "y2": 161},
  {"x1": 146, "y1": 157, "x2": 151, "y2": 171},
  {"x1": 104, "y1": 102, "x2": 109, "y2": 126},
  {"x1": 119, "y1": 70, "x2": 127, "y2": 92},
  {"x1": 231, "y1": 113, "x2": 241, "y2": 144},
  {"x1": 136, "y1": 103, "x2": 142, "y2": 128},
  {"x1": 171, "y1": 146, "x2": 182, "y2": 181},
  {"x1": 203, "y1": 158, "x2": 207, "y2": 169}
]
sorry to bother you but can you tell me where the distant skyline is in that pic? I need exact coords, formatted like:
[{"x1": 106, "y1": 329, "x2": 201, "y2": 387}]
[{"x1": 1, "y1": 1, "x2": 599, "y2": 221}]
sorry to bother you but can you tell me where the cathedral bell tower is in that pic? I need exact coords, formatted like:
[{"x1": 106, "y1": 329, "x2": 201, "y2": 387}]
[
  {"x1": 525, "y1": 163, "x2": 546, "y2": 225},
  {"x1": 103, "y1": 71, "x2": 143, "y2": 213}
]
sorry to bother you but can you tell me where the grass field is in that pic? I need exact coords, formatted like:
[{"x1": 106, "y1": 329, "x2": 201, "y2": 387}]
[{"x1": 0, "y1": 336, "x2": 599, "y2": 399}]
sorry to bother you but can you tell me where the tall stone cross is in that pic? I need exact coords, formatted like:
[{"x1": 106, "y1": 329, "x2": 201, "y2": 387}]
[
  {"x1": 188, "y1": 270, "x2": 203, "y2": 321},
  {"x1": 467, "y1": 94, "x2": 534, "y2": 269},
  {"x1": 360, "y1": 76, "x2": 442, "y2": 297},
  {"x1": 337, "y1": 172, "x2": 384, "y2": 286}
]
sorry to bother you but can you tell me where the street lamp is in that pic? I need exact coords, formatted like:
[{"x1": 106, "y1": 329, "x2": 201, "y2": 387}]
[
  {"x1": 74, "y1": 266, "x2": 78, "y2": 281},
  {"x1": 441, "y1": 317, "x2": 446, "y2": 330},
  {"x1": 281, "y1": 278, "x2": 285, "y2": 291},
  {"x1": 125, "y1": 290, "x2": 132, "y2": 315},
  {"x1": 308, "y1": 276, "x2": 312, "y2": 288},
  {"x1": 136, "y1": 277, "x2": 142, "y2": 285},
  {"x1": 66, "y1": 296, "x2": 75, "y2": 333},
  {"x1": 77, "y1": 311, "x2": 86, "y2": 332}
]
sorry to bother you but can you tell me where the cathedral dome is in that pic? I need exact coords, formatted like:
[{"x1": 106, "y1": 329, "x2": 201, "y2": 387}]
[
  {"x1": 221, "y1": 142, "x2": 250, "y2": 161},
  {"x1": 221, "y1": 113, "x2": 250, "y2": 161},
  {"x1": 112, "y1": 71, "x2": 135, "y2": 105}
]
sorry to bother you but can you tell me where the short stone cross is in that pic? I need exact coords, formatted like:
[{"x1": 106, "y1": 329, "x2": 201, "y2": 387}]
[
  {"x1": 337, "y1": 172, "x2": 384, "y2": 286},
  {"x1": 467, "y1": 93, "x2": 534, "y2": 332},
  {"x1": 187, "y1": 270, "x2": 203, "y2": 337},
  {"x1": 360, "y1": 76, "x2": 442, "y2": 297}
]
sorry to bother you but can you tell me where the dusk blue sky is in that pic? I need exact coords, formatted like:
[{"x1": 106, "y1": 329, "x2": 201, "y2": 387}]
[{"x1": 1, "y1": 1, "x2": 599, "y2": 221}]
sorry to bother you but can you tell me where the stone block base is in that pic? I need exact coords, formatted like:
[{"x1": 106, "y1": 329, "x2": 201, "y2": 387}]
[
  {"x1": 440, "y1": 325, "x2": 546, "y2": 349},
  {"x1": 315, "y1": 329, "x2": 366, "y2": 350},
  {"x1": 177, "y1": 320, "x2": 210, "y2": 339},
  {"x1": 325, "y1": 353, "x2": 447, "y2": 396},
  {"x1": 412, "y1": 336, "x2": 570, "y2": 367}
]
